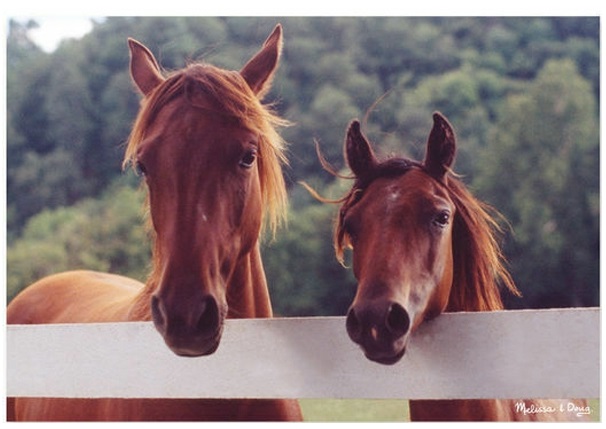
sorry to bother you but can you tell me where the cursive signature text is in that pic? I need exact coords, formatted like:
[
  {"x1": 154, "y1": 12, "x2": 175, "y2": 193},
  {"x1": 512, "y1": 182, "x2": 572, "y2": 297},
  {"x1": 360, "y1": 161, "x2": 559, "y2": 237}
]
[{"x1": 514, "y1": 401, "x2": 592, "y2": 418}]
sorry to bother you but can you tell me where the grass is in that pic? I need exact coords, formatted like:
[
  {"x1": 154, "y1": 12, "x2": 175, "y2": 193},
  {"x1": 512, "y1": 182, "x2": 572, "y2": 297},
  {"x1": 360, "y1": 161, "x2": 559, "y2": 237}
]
[
  {"x1": 588, "y1": 398, "x2": 601, "y2": 421},
  {"x1": 300, "y1": 399, "x2": 409, "y2": 422}
]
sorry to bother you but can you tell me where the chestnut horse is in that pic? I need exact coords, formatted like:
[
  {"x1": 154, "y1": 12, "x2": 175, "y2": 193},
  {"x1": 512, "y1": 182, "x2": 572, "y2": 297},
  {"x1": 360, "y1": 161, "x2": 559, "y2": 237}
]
[
  {"x1": 7, "y1": 25, "x2": 302, "y2": 421},
  {"x1": 312, "y1": 112, "x2": 588, "y2": 421}
]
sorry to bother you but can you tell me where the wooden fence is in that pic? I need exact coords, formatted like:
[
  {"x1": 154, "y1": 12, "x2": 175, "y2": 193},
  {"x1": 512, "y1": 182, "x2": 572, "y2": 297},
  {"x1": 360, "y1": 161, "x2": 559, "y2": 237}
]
[{"x1": 6, "y1": 308, "x2": 599, "y2": 400}]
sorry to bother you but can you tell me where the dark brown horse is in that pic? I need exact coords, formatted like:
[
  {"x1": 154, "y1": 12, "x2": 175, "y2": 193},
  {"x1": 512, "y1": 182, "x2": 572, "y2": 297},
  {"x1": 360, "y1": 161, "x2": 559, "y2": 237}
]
[
  {"x1": 312, "y1": 112, "x2": 588, "y2": 421},
  {"x1": 7, "y1": 24, "x2": 302, "y2": 421}
]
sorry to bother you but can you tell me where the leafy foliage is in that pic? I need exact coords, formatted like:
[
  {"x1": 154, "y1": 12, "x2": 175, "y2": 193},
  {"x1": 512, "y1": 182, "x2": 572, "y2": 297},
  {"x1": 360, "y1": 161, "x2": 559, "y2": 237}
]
[
  {"x1": 7, "y1": 181, "x2": 150, "y2": 301},
  {"x1": 6, "y1": 17, "x2": 599, "y2": 312},
  {"x1": 473, "y1": 59, "x2": 599, "y2": 308}
]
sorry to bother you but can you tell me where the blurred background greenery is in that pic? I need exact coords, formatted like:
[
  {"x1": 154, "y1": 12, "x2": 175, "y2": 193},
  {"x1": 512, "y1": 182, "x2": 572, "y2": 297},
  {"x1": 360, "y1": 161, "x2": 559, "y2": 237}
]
[{"x1": 6, "y1": 17, "x2": 599, "y2": 315}]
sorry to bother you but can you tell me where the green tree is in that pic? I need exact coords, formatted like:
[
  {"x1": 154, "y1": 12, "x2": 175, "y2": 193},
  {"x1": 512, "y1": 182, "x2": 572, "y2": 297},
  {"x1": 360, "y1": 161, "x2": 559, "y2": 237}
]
[
  {"x1": 263, "y1": 183, "x2": 356, "y2": 317},
  {"x1": 7, "y1": 17, "x2": 600, "y2": 314},
  {"x1": 474, "y1": 59, "x2": 599, "y2": 308}
]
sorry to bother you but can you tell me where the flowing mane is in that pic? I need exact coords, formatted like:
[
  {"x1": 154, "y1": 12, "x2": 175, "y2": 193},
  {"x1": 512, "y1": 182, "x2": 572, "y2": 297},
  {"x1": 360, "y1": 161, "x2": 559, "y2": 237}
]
[
  {"x1": 123, "y1": 63, "x2": 290, "y2": 235},
  {"x1": 441, "y1": 175, "x2": 519, "y2": 311},
  {"x1": 332, "y1": 159, "x2": 520, "y2": 312}
]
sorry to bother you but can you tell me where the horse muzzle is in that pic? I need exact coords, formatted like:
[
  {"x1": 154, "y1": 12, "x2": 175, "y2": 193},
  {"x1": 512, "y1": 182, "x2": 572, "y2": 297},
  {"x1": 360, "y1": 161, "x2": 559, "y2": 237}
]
[
  {"x1": 151, "y1": 293, "x2": 226, "y2": 357},
  {"x1": 346, "y1": 300, "x2": 411, "y2": 365}
]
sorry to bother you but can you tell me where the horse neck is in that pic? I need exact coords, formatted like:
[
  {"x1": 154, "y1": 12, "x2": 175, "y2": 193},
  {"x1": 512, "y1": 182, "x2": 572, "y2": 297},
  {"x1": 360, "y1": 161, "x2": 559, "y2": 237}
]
[
  {"x1": 444, "y1": 220, "x2": 506, "y2": 312},
  {"x1": 128, "y1": 242, "x2": 273, "y2": 321},
  {"x1": 445, "y1": 283, "x2": 504, "y2": 313},
  {"x1": 226, "y1": 242, "x2": 274, "y2": 319}
]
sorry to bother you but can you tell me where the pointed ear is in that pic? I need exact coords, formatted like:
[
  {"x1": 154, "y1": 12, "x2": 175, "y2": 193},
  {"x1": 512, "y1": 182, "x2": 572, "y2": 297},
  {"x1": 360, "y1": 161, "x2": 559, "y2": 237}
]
[
  {"x1": 423, "y1": 112, "x2": 456, "y2": 180},
  {"x1": 128, "y1": 38, "x2": 164, "y2": 96},
  {"x1": 240, "y1": 24, "x2": 283, "y2": 98},
  {"x1": 345, "y1": 120, "x2": 378, "y2": 178}
]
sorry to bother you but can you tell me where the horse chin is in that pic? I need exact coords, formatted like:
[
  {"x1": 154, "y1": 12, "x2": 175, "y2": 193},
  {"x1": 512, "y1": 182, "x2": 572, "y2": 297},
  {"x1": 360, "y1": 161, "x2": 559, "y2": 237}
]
[
  {"x1": 364, "y1": 346, "x2": 406, "y2": 366},
  {"x1": 165, "y1": 330, "x2": 224, "y2": 358},
  {"x1": 171, "y1": 342, "x2": 219, "y2": 358}
]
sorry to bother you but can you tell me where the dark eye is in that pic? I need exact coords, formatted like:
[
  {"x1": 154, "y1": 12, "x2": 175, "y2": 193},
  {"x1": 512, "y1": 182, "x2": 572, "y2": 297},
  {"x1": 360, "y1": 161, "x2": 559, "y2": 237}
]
[
  {"x1": 239, "y1": 149, "x2": 257, "y2": 169},
  {"x1": 135, "y1": 161, "x2": 147, "y2": 177},
  {"x1": 433, "y1": 210, "x2": 451, "y2": 228}
]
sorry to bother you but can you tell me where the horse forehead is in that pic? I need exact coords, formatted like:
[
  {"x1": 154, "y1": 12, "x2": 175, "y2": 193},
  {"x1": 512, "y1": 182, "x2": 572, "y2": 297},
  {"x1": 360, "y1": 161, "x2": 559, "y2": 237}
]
[
  {"x1": 369, "y1": 170, "x2": 451, "y2": 210},
  {"x1": 142, "y1": 101, "x2": 252, "y2": 157}
]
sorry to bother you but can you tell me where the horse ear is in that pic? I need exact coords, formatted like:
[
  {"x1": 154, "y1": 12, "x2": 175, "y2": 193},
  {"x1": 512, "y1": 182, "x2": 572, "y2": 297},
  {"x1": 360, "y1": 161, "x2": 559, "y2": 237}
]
[
  {"x1": 423, "y1": 112, "x2": 456, "y2": 180},
  {"x1": 128, "y1": 38, "x2": 164, "y2": 96},
  {"x1": 240, "y1": 24, "x2": 283, "y2": 98},
  {"x1": 345, "y1": 120, "x2": 378, "y2": 178}
]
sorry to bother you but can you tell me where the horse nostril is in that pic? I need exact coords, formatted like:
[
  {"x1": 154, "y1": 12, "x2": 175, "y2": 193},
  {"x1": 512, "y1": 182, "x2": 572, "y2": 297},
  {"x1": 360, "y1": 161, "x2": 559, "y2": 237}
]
[
  {"x1": 196, "y1": 295, "x2": 221, "y2": 335},
  {"x1": 346, "y1": 307, "x2": 362, "y2": 343},
  {"x1": 151, "y1": 295, "x2": 166, "y2": 333},
  {"x1": 385, "y1": 302, "x2": 410, "y2": 338}
]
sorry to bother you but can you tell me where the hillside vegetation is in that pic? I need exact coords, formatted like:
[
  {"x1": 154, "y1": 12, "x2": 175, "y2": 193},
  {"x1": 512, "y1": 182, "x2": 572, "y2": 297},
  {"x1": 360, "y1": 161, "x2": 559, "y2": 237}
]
[{"x1": 7, "y1": 17, "x2": 599, "y2": 314}]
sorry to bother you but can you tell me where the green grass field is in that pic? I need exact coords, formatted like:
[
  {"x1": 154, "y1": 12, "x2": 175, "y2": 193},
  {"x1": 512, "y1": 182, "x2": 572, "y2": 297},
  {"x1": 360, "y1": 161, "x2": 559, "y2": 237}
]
[
  {"x1": 300, "y1": 399, "x2": 600, "y2": 422},
  {"x1": 589, "y1": 399, "x2": 601, "y2": 421},
  {"x1": 300, "y1": 399, "x2": 409, "y2": 422}
]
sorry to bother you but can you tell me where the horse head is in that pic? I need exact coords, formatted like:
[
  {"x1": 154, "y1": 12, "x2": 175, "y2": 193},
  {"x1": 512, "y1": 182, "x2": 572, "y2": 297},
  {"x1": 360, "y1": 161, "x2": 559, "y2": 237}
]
[
  {"x1": 126, "y1": 25, "x2": 286, "y2": 357},
  {"x1": 336, "y1": 113, "x2": 457, "y2": 364}
]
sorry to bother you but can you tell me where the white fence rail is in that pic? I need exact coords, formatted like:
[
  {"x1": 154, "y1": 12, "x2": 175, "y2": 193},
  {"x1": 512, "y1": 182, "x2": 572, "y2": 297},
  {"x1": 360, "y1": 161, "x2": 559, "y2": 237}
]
[{"x1": 7, "y1": 308, "x2": 599, "y2": 400}]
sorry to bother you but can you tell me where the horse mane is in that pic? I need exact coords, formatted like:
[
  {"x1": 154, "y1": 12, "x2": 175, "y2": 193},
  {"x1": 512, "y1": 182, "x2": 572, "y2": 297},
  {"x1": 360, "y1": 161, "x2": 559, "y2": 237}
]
[
  {"x1": 123, "y1": 62, "x2": 290, "y2": 236},
  {"x1": 444, "y1": 176, "x2": 520, "y2": 311},
  {"x1": 326, "y1": 158, "x2": 520, "y2": 313}
]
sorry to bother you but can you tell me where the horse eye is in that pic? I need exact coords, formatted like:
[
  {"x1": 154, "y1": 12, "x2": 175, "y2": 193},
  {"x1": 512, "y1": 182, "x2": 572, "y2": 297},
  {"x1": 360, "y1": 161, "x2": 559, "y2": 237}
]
[
  {"x1": 135, "y1": 161, "x2": 147, "y2": 177},
  {"x1": 433, "y1": 210, "x2": 450, "y2": 227},
  {"x1": 239, "y1": 149, "x2": 257, "y2": 169}
]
